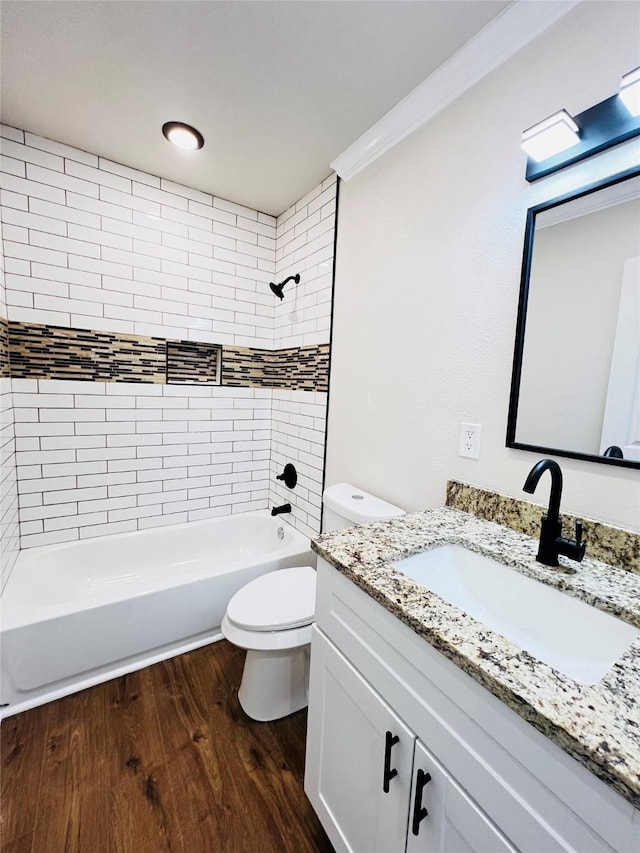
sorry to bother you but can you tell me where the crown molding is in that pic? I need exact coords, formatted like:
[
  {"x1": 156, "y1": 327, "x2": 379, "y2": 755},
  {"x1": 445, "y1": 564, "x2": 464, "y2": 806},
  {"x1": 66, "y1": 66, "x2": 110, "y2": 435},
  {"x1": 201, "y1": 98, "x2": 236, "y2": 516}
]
[{"x1": 331, "y1": 0, "x2": 582, "y2": 181}]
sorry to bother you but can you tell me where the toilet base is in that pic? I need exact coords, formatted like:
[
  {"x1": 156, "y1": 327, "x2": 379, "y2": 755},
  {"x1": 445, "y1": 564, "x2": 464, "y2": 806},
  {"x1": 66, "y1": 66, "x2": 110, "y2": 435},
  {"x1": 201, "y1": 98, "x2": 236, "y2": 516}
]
[{"x1": 238, "y1": 645, "x2": 310, "y2": 722}]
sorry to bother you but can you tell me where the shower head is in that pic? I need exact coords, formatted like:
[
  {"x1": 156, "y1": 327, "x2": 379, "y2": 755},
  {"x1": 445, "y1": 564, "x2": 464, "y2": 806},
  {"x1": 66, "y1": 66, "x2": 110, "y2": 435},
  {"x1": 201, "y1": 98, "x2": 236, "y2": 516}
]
[{"x1": 269, "y1": 273, "x2": 300, "y2": 300}]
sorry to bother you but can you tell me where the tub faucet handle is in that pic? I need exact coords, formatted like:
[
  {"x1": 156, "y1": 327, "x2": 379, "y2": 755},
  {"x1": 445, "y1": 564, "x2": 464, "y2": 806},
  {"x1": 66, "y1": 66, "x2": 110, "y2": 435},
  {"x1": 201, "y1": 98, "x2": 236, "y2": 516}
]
[{"x1": 276, "y1": 463, "x2": 297, "y2": 489}]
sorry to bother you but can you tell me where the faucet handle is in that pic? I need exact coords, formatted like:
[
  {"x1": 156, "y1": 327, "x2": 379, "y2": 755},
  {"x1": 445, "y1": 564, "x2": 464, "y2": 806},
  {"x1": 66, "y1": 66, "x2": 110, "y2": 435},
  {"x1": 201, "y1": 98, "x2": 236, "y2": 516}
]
[
  {"x1": 556, "y1": 519, "x2": 586, "y2": 563},
  {"x1": 573, "y1": 520, "x2": 586, "y2": 562}
]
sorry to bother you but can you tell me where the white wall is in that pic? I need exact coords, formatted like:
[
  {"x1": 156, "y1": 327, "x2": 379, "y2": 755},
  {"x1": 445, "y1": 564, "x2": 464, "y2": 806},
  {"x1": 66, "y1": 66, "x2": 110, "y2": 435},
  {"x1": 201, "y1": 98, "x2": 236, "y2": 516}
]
[{"x1": 325, "y1": 1, "x2": 640, "y2": 532}]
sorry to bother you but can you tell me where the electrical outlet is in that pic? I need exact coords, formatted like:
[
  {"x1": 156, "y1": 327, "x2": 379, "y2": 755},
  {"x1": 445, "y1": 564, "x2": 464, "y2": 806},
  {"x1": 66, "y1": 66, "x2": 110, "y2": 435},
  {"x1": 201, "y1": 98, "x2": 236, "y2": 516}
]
[{"x1": 459, "y1": 423, "x2": 482, "y2": 459}]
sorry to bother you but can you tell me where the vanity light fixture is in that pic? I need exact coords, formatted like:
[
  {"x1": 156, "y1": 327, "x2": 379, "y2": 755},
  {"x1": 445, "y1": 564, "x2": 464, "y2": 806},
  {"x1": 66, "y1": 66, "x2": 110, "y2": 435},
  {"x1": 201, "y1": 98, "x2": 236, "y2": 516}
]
[
  {"x1": 619, "y1": 66, "x2": 640, "y2": 117},
  {"x1": 162, "y1": 122, "x2": 204, "y2": 151},
  {"x1": 521, "y1": 110, "x2": 580, "y2": 162},
  {"x1": 524, "y1": 78, "x2": 640, "y2": 182}
]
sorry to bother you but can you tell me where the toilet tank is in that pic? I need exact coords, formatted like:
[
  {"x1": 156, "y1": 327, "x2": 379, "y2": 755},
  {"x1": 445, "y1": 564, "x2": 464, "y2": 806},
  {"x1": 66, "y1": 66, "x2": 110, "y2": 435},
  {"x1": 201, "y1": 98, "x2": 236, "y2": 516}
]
[{"x1": 322, "y1": 483, "x2": 405, "y2": 532}]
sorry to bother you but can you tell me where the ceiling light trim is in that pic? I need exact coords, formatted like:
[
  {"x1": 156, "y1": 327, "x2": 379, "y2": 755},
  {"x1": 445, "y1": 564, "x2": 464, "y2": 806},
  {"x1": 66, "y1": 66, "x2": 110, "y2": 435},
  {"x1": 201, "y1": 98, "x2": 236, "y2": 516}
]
[
  {"x1": 331, "y1": 0, "x2": 582, "y2": 182},
  {"x1": 162, "y1": 121, "x2": 204, "y2": 151}
]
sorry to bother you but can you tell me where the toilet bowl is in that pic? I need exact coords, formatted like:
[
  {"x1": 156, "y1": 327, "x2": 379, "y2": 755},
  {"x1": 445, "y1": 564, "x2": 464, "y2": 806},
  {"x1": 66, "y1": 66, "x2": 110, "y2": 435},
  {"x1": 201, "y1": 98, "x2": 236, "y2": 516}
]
[
  {"x1": 222, "y1": 485, "x2": 404, "y2": 721},
  {"x1": 221, "y1": 565, "x2": 316, "y2": 721}
]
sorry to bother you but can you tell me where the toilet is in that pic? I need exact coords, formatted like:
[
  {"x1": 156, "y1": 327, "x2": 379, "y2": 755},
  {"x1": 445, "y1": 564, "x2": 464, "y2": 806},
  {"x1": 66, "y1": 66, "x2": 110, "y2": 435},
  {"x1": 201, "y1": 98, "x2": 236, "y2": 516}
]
[{"x1": 221, "y1": 483, "x2": 405, "y2": 721}]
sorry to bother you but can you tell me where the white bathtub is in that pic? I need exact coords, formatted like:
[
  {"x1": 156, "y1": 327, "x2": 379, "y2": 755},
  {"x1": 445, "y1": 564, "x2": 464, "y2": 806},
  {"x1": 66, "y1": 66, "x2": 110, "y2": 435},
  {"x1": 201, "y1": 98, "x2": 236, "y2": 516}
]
[{"x1": 0, "y1": 511, "x2": 313, "y2": 717}]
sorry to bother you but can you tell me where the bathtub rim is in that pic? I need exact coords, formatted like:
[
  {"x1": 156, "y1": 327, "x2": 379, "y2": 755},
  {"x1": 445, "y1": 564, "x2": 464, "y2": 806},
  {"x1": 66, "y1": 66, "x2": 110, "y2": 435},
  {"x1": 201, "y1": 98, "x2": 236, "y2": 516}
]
[{"x1": 1, "y1": 510, "x2": 312, "y2": 631}]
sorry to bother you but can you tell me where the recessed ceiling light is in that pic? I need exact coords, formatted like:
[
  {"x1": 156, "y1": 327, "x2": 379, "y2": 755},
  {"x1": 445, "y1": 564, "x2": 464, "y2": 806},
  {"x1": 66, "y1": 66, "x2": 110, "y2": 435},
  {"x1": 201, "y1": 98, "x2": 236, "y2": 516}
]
[{"x1": 162, "y1": 122, "x2": 204, "y2": 151}]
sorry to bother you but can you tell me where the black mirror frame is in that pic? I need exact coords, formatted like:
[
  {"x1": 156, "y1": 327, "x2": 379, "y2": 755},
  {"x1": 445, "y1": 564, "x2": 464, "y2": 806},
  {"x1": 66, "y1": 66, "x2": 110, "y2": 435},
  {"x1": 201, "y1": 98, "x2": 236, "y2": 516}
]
[{"x1": 506, "y1": 165, "x2": 640, "y2": 470}]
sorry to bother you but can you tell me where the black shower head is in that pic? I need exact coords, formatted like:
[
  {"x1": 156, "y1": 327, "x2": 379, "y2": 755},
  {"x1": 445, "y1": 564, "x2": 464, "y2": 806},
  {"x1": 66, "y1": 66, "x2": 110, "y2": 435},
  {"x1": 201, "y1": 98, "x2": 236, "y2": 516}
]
[
  {"x1": 270, "y1": 281, "x2": 285, "y2": 300},
  {"x1": 269, "y1": 273, "x2": 300, "y2": 300}
]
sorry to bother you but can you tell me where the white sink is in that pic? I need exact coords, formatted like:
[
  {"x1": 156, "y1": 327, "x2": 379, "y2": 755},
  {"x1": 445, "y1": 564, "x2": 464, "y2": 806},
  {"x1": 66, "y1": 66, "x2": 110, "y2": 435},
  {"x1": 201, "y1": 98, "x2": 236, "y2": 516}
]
[{"x1": 392, "y1": 544, "x2": 639, "y2": 685}]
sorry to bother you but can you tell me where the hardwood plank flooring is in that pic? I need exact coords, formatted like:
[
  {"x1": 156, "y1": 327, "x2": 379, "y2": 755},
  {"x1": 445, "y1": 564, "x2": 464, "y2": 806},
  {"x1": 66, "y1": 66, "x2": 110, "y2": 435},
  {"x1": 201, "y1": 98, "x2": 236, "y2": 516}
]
[
  {"x1": 1, "y1": 641, "x2": 334, "y2": 853},
  {"x1": 0, "y1": 700, "x2": 47, "y2": 845}
]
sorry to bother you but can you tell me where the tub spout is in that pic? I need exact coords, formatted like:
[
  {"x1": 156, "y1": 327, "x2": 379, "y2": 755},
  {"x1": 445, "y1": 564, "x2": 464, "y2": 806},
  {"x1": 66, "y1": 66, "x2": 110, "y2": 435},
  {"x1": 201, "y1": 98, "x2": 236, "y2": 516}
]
[{"x1": 271, "y1": 503, "x2": 291, "y2": 516}]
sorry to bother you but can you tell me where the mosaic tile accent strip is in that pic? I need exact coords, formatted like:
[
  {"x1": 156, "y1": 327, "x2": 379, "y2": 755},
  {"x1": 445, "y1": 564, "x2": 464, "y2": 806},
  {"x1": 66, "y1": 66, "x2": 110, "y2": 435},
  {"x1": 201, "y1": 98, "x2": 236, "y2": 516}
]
[
  {"x1": 222, "y1": 344, "x2": 329, "y2": 391},
  {"x1": 446, "y1": 480, "x2": 640, "y2": 573},
  {"x1": 221, "y1": 346, "x2": 272, "y2": 388},
  {"x1": 5, "y1": 321, "x2": 330, "y2": 392},
  {"x1": 8, "y1": 322, "x2": 166, "y2": 383},
  {"x1": 270, "y1": 345, "x2": 329, "y2": 392},
  {"x1": 0, "y1": 316, "x2": 9, "y2": 379},
  {"x1": 166, "y1": 341, "x2": 221, "y2": 385}
]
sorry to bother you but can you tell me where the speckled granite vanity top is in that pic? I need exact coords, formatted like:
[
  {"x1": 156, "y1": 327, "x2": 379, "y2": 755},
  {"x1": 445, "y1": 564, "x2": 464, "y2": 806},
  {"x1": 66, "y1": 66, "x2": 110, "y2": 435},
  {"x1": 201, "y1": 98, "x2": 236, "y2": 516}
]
[{"x1": 312, "y1": 485, "x2": 640, "y2": 809}]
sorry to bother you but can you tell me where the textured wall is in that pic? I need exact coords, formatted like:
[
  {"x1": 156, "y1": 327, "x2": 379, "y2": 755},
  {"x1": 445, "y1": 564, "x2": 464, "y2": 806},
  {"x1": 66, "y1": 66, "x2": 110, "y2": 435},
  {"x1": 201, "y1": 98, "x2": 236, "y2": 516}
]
[{"x1": 325, "y1": 1, "x2": 640, "y2": 532}]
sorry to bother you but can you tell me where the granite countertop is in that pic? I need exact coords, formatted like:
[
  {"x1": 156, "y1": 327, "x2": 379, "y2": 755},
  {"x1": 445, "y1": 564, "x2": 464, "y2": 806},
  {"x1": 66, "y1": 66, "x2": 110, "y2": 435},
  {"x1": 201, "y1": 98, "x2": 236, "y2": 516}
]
[{"x1": 312, "y1": 506, "x2": 640, "y2": 809}]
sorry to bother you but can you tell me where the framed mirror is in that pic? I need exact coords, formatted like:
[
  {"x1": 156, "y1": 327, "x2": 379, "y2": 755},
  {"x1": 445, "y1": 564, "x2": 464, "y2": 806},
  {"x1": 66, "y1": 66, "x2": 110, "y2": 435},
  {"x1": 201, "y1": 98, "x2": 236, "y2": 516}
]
[{"x1": 507, "y1": 167, "x2": 640, "y2": 469}]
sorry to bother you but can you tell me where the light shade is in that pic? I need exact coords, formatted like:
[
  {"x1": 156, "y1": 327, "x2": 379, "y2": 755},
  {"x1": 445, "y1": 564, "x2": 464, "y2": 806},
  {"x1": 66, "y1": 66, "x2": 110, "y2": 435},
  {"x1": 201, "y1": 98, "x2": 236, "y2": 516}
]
[
  {"x1": 620, "y1": 67, "x2": 640, "y2": 117},
  {"x1": 521, "y1": 109, "x2": 580, "y2": 162},
  {"x1": 162, "y1": 122, "x2": 204, "y2": 151}
]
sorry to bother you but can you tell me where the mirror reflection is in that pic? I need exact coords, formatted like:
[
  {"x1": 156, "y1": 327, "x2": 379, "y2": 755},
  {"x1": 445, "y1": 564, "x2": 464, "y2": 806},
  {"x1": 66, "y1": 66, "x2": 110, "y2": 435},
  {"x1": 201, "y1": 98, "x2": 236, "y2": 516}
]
[{"x1": 507, "y1": 169, "x2": 640, "y2": 468}]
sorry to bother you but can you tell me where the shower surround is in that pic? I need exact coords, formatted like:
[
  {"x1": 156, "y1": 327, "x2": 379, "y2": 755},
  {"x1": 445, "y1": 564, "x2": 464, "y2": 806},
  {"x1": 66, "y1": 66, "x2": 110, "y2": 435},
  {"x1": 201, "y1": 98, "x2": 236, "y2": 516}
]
[{"x1": 0, "y1": 124, "x2": 336, "y2": 575}]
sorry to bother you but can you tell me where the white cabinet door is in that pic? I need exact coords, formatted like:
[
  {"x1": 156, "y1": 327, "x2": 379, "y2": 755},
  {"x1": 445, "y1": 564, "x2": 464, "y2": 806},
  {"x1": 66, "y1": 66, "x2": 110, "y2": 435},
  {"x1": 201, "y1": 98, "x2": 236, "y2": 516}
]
[
  {"x1": 406, "y1": 740, "x2": 517, "y2": 853},
  {"x1": 305, "y1": 627, "x2": 416, "y2": 853}
]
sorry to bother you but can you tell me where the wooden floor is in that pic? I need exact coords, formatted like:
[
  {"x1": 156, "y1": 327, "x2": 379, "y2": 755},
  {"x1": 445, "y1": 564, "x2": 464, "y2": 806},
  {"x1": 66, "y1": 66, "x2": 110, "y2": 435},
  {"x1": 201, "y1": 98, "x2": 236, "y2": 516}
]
[{"x1": 0, "y1": 641, "x2": 334, "y2": 853}]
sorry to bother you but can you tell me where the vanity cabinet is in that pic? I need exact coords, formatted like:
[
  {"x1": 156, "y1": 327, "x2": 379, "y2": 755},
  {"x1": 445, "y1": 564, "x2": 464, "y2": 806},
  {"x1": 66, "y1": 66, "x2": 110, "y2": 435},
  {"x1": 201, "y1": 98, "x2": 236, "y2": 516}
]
[
  {"x1": 306, "y1": 629, "x2": 414, "y2": 852},
  {"x1": 407, "y1": 740, "x2": 516, "y2": 853},
  {"x1": 307, "y1": 627, "x2": 516, "y2": 852},
  {"x1": 305, "y1": 559, "x2": 639, "y2": 853}
]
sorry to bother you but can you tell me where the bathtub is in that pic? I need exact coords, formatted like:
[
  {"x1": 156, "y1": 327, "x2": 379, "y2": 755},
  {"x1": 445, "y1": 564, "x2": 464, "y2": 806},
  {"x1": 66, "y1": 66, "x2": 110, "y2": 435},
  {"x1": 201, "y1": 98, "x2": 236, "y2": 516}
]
[{"x1": 0, "y1": 511, "x2": 313, "y2": 717}]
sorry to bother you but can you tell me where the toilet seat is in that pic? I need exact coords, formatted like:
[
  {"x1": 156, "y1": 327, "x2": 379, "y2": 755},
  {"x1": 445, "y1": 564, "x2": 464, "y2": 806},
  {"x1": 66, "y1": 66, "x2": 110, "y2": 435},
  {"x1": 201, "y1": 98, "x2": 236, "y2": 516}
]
[
  {"x1": 225, "y1": 565, "x2": 316, "y2": 632},
  {"x1": 221, "y1": 614, "x2": 313, "y2": 652}
]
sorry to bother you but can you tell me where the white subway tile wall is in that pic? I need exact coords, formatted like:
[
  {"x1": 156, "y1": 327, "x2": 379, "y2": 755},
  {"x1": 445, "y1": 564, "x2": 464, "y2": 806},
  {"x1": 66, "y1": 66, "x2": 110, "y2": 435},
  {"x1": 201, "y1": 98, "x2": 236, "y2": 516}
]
[
  {"x1": 0, "y1": 126, "x2": 277, "y2": 348},
  {"x1": 0, "y1": 216, "x2": 6, "y2": 319},
  {"x1": 1, "y1": 125, "x2": 337, "y2": 550},
  {"x1": 268, "y1": 182, "x2": 335, "y2": 524},
  {"x1": 1, "y1": 214, "x2": 20, "y2": 586},
  {"x1": 269, "y1": 390, "x2": 327, "y2": 541},
  {"x1": 12, "y1": 380, "x2": 271, "y2": 546},
  {"x1": 274, "y1": 173, "x2": 336, "y2": 349},
  {"x1": 0, "y1": 378, "x2": 19, "y2": 588}
]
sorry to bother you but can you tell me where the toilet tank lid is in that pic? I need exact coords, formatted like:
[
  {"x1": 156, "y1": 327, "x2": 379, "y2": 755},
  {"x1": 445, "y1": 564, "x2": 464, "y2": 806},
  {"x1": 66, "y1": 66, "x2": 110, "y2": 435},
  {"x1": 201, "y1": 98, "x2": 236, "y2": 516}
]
[{"x1": 323, "y1": 483, "x2": 405, "y2": 525}]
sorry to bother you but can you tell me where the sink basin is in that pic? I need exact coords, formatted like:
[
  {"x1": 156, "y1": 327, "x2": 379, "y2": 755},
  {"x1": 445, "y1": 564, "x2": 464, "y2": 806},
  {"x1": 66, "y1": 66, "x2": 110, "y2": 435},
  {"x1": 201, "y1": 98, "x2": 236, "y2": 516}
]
[{"x1": 392, "y1": 544, "x2": 639, "y2": 685}]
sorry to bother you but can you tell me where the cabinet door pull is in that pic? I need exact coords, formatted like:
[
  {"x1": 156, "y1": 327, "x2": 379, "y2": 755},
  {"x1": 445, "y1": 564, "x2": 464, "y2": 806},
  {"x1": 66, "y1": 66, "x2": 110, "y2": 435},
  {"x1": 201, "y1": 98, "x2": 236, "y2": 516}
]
[
  {"x1": 411, "y1": 769, "x2": 432, "y2": 835},
  {"x1": 382, "y1": 731, "x2": 400, "y2": 793}
]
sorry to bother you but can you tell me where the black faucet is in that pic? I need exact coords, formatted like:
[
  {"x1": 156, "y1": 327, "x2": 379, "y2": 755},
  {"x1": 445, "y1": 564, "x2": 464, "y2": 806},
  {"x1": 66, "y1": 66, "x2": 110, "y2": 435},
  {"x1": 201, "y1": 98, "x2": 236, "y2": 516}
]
[
  {"x1": 271, "y1": 503, "x2": 291, "y2": 516},
  {"x1": 522, "y1": 459, "x2": 586, "y2": 567},
  {"x1": 603, "y1": 445, "x2": 624, "y2": 459}
]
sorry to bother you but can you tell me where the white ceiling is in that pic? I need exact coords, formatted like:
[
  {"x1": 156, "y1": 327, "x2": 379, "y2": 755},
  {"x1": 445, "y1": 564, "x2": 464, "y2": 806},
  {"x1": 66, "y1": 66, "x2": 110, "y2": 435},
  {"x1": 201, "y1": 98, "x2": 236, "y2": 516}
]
[{"x1": 0, "y1": 0, "x2": 510, "y2": 216}]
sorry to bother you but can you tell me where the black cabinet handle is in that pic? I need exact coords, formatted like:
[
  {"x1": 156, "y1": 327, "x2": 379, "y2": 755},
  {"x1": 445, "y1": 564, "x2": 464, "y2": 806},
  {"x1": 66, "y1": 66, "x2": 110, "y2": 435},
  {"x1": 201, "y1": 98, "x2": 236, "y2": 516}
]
[
  {"x1": 382, "y1": 731, "x2": 400, "y2": 793},
  {"x1": 411, "y1": 769, "x2": 432, "y2": 836}
]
